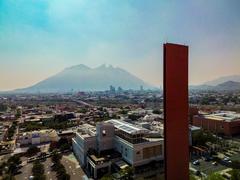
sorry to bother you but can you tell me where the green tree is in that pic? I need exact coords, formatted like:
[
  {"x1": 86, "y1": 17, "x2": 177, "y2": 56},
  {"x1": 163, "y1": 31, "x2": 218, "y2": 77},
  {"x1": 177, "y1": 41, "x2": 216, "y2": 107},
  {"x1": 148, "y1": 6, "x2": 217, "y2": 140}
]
[
  {"x1": 190, "y1": 175, "x2": 197, "y2": 180},
  {"x1": 119, "y1": 166, "x2": 134, "y2": 179},
  {"x1": 2, "y1": 174, "x2": 16, "y2": 180},
  {"x1": 100, "y1": 175, "x2": 113, "y2": 180},
  {"x1": 231, "y1": 169, "x2": 240, "y2": 180},
  {"x1": 32, "y1": 161, "x2": 45, "y2": 180},
  {"x1": 52, "y1": 151, "x2": 62, "y2": 164},
  {"x1": 57, "y1": 138, "x2": 71, "y2": 151},
  {"x1": 57, "y1": 171, "x2": 70, "y2": 180},
  {"x1": 230, "y1": 160, "x2": 240, "y2": 169},
  {"x1": 7, "y1": 155, "x2": 21, "y2": 174},
  {"x1": 26, "y1": 145, "x2": 40, "y2": 157},
  {"x1": 152, "y1": 109, "x2": 161, "y2": 114},
  {"x1": 206, "y1": 173, "x2": 224, "y2": 180},
  {"x1": 0, "y1": 104, "x2": 7, "y2": 112},
  {"x1": 192, "y1": 130, "x2": 217, "y2": 146},
  {"x1": 7, "y1": 155, "x2": 21, "y2": 165}
]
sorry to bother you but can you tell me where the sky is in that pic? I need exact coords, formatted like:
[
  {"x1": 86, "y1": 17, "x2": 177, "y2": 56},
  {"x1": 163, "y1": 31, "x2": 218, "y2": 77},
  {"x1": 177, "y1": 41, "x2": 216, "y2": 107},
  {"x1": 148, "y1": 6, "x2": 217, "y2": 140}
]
[{"x1": 0, "y1": 0, "x2": 240, "y2": 91}]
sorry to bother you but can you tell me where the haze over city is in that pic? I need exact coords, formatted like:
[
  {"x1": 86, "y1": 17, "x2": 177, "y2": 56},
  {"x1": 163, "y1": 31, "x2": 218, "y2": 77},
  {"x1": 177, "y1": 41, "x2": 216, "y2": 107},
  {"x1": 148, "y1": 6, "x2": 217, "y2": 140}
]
[
  {"x1": 1, "y1": 1, "x2": 240, "y2": 180},
  {"x1": 0, "y1": 0, "x2": 240, "y2": 91}
]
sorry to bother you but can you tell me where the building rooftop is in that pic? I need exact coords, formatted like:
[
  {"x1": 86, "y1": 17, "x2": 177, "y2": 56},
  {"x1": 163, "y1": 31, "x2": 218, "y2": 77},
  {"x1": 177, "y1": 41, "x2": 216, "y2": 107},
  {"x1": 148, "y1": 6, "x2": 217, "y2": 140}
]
[
  {"x1": 106, "y1": 119, "x2": 149, "y2": 135},
  {"x1": 202, "y1": 111, "x2": 240, "y2": 122},
  {"x1": 76, "y1": 124, "x2": 96, "y2": 138}
]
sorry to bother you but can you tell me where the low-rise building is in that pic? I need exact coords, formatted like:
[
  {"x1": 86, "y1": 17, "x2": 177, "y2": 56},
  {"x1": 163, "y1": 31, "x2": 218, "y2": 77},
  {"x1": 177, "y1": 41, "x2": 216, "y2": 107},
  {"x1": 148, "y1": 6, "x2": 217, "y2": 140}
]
[
  {"x1": 18, "y1": 129, "x2": 59, "y2": 146},
  {"x1": 193, "y1": 111, "x2": 240, "y2": 136}
]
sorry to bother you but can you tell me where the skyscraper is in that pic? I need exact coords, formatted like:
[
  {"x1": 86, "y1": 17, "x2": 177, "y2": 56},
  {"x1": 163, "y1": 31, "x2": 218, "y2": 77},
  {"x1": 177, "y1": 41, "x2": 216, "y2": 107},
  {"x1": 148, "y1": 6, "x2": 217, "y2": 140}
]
[{"x1": 163, "y1": 43, "x2": 189, "y2": 180}]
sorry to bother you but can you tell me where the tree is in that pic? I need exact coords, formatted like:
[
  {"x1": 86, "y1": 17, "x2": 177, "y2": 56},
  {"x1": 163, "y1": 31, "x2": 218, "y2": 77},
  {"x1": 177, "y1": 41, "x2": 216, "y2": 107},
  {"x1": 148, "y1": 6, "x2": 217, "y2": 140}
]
[
  {"x1": 7, "y1": 155, "x2": 21, "y2": 165},
  {"x1": 2, "y1": 174, "x2": 16, "y2": 180},
  {"x1": 190, "y1": 174, "x2": 197, "y2": 180},
  {"x1": 119, "y1": 166, "x2": 134, "y2": 179},
  {"x1": 230, "y1": 160, "x2": 240, "y2": 169},
  {"x1": 15, "y1": 111, "x2": 21, "y2": 119},
  {"x1": 152, "y1": 109, "x2": 161, "y2": 114},
  {"x1": 32, "y1": 161, "x2": 45, "y2": 180},
  {"x1": 128, "y1": 114, "x2": 140, "y2": 121},
  {"x1": 52, "y1": 151, "x2": 62, "y2": 164},
  {"x1": 192, "y1": 130, "x2": 217, "y2": 146},
  {"x1": 51, "y1": 155, "x2": 70, "y2": 180},
  {"x1": 6, "y1": 122, "x2": 17, "y2": 141},
  {"x1": 32, "y1": 162, "x2": 44, "y2": 175},
  {"x1": 0, "y1": 104, "x2": 7, "y2": 112},
  {"x1": 206, "y1": 173, "x2": 224, "y2": 180},
  {"x1": 230, "y1": 169, "x2": 240, "y2": 180},
  {"x1": 100, "y1": 175, "x2": 113, "y2": 180},
  {"x1": 26, "y1": 145, "x2": 40, "y2": 157},
  {"x1": 57, "y1": 138, "x2": 71, "y2": 151},
  {"x1": 57, "y1": 172, "x2": 70, "y2": 180},
  {"x1": 7, "y1": 155, "x2": 22, "y2": 174}
]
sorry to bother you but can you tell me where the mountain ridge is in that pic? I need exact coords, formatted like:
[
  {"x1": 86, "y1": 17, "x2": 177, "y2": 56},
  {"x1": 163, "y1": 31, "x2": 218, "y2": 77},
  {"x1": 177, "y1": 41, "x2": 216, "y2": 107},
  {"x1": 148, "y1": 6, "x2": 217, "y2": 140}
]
[
  {"x1": 12, "y1": 64, "x2": 155, "y2": 93},
  {"x1": 204, "y1": 75, "x2": 240, "y2": 86},
  {"x1": 191, "y1": 80, "x2": 240, "y2": 91}
]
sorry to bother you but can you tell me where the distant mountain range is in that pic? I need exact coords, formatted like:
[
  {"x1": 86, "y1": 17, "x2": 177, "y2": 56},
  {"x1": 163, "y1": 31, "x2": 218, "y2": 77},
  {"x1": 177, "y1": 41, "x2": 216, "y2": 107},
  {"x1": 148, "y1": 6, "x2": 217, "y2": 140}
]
[
  {"x1": 12, "y1": 64, "x2": 155, "y2": 93},
  {"x1": 1, "y1": 66, "x2": 240, "y2": 94},
  {"x1": 191, "y1": 75, "x2": 240, "y2": 91},
  {"x1": 204, "y1": 75, "x2": 240, "y2": 86}
]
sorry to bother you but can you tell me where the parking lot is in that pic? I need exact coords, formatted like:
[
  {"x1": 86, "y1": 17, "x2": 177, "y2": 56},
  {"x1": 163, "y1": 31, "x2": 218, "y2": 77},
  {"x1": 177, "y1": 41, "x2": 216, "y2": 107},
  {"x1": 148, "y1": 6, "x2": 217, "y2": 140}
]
[
  {"x1": 61, "y1": 153, "x2": 86, "y2": 180},
  {"x1": 191, "y1": 158, "x2": 226, "y2": 176},
  {"x1": 15, "y1": 157, "x2": 57, "y2": 180},
  {"x1": 15, "y1": 160, "x2": 33, "y2": 180},
  {"x1": 14, "y1": 152, "x2": 85, "y2": 180}
]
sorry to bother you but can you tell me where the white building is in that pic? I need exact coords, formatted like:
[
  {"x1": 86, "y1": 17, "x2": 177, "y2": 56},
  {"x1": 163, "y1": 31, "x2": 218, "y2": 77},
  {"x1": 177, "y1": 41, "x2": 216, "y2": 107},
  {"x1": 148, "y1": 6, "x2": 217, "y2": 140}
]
[
  {"x1": 108, "y1": 119, "x2": 163, "y2": 167},
  {"x1": 72, "y1": 119, "x2": 164, "y2": 179},
  {"x1": 72, "y1": 124, "x2": 97, "y2": 166},
  {"x1": 18, "y1": 129, "x2": 59, "y2": 145}
]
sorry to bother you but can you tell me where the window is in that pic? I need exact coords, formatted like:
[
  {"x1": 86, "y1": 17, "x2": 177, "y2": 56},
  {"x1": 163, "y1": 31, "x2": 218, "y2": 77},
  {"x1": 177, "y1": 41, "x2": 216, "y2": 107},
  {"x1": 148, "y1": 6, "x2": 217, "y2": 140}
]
[{"x1": 102, "y1": 130, "x2": 106, "y2": 136}]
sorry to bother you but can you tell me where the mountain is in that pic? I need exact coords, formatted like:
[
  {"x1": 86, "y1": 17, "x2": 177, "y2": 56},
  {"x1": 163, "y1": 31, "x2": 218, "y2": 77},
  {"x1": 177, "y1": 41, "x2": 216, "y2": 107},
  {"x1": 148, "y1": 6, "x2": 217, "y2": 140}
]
[
  {"x1": 204, "y1": 75, "x2": 240, "y2": 86},
  {"x1": 13, "y1": 64, "x2": 155, "y2": 93},
  {"x1": 215, "y1": 81, "x2": 240, "y2": 91},
  {"x1": 190, "y1": 81, "x2": 240, "y2": 91}
]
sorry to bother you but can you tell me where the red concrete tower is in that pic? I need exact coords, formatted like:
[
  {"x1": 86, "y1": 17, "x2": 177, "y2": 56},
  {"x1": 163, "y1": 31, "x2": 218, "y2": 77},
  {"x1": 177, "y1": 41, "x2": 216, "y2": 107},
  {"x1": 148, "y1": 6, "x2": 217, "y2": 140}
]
[{"x1": 163, "y1": 43, "x2": 189, "y2": 180}]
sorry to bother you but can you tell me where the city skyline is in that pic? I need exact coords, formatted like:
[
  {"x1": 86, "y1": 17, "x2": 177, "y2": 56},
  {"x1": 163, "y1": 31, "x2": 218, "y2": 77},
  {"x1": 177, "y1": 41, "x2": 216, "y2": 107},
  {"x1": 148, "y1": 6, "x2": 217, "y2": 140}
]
[{"x1": 1, "y1": 0, "x2": 240, "y2": 91}]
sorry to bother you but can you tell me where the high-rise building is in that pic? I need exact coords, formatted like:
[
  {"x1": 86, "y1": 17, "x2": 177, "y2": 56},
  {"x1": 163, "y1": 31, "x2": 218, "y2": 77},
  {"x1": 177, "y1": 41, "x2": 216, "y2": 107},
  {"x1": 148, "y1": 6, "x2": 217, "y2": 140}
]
[
  {"x1": 109, "y1": 85, "x2": 116, "y2": 93},
  {"x1": 163, "y1": 43, "x2": 189, "y2": 180}
]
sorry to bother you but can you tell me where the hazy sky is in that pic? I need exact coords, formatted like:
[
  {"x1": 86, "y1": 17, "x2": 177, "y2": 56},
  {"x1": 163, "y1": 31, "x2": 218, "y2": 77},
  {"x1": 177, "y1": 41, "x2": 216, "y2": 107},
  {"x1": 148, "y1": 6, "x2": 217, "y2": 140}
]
[{"x1": 0, "y1": 0, "x2": 240, "y2": 91}]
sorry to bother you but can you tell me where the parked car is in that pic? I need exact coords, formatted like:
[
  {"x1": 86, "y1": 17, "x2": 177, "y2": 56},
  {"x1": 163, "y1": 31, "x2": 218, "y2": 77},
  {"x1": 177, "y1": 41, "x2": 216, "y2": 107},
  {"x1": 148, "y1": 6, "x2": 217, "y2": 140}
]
[
  {"x1": 223, "y1": 157, "x2": 230, "y2": 161},
  {"x1": 195, "y1": 170, "x2": 201, "y2": 176},
  {"x1": 212, "y1": 161, "x2": 218, "y2": 166},
  {"x1": 193, "y1": 160, "x2": 200, "y2": 165}
]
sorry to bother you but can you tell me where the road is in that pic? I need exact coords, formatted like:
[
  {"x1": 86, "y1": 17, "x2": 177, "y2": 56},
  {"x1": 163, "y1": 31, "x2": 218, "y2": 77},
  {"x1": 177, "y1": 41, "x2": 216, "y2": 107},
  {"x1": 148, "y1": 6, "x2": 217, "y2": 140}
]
[{"x1": 72, "y1": 99, "x2": 95, "y2": 107}]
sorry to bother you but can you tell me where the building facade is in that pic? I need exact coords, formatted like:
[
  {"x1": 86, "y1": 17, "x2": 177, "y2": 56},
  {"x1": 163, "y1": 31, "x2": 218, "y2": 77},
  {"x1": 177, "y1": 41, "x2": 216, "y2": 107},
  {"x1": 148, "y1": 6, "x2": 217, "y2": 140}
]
[
  {"x1": 18, "y1": 129, "x2": 59, "y2": 146},
  {"x1": 193, "y1": 111, "x2": 240, "y2": 136},
  {"x1": 72, "y1": 120, "x2": 164, "y2": 179}
]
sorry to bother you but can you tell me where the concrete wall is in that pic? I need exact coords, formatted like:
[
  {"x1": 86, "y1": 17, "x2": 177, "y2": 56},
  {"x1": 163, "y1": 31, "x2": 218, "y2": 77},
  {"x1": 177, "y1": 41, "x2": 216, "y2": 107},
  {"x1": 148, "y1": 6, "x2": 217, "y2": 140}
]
[
  {"x1": 72, "y1": 133, "x2": 96, "y2": 167},
  {"x1": 114, "y1": 136, "x2": 164, "y2": 167},
  {"x1": 96, "y1": 123, "x2": 114, "y2": 152}
]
